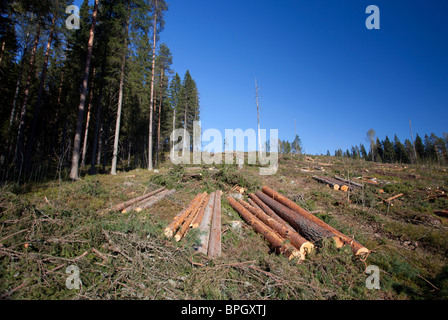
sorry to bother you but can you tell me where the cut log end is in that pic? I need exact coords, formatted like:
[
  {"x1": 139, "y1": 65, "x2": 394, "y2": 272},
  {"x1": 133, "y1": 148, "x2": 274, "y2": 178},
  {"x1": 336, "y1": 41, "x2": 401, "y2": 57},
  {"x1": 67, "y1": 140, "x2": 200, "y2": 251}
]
[
  {"x1": 174, "y1": 234, "x2": 181, "y2": 242},
  {"x1": 355, "y1": 247, "x2": 370, "y2": 256},
  {"x1": 164, "y1": 228, "x2": 173, "y2": 238},
  {"x1": 300, "y1": 242, "x2": 314, "y2": 255},
  {"x1": 340, "y1": 185, "x2": 349, "y2": 192},
  {"x1": 288, "y1": 249, "x2": 305, "y2": 262},
  {"x1": 333, "y1": 236, "x2": 345, "y2": 248},
  {"x1": 333, "y1": 184, "x2": 340, "y2": 190}
]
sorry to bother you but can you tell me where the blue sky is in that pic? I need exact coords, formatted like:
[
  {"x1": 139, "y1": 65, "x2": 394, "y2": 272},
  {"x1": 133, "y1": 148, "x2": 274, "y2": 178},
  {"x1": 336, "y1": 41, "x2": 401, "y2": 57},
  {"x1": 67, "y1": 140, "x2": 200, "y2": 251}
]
[{"x1": 78, "y1": 0, "x2": 448, "y2": 154}]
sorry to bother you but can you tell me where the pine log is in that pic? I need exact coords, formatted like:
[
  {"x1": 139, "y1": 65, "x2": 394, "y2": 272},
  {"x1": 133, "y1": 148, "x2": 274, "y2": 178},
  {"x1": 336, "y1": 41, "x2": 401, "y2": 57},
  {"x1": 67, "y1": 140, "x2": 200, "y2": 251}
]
[
  {"x1": 227, "y1": 197, "x2": 303, "y2": 261},
  {"x1": 386, "y1": 193, "x2": 404, "y2": 202},
  {"x1": 191, "y1": 194, "x2": 210, "y2": 228},
  {"x1": 174, "y1": 192, "x2": 208, "y2": 241},
  {"x1": 208, "y1": 191, "x2": 222, "y2": 258},
  {"x1": 101, "y1": 187, "x2": 166, "y2": 214},
  {"x1": 248, "y1": 193, "x2": 296, "y2": 233},
  {"x1": 194, "y1": 192, "x2": 216, "y2": 255},
  {"x1": 255, "y1": 191, "x2": 335, "y2": 244},
  {"x1": 434, "y1": 210, "x2": 448, "y2": 218},
  {"x1": 247, "y1": 198, "x2": 262, "y2": 211},
  {"x1": 134, "y1": 189, "x2": 176, "y2": 212},
  {"x1": 261, "y1": 186, "x2": 369, "y2": 255},
  {"x1": 164, "y1": 192, "x2": 206, "y2": 238},
  {"x1": 334, "y1": 176, "x2": 364, "y2": 188},
  {"x1": 237, "y1": 198, "x2": 314, "y2": 255},
  {"x1": 313, "y1": 176, "x2": 340, "y2": 190}
]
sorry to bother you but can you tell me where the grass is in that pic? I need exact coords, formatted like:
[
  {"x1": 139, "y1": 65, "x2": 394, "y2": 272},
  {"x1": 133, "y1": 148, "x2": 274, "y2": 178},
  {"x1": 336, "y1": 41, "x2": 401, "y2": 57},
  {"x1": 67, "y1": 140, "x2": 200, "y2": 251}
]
[{"x1": 1, "y1": 155, "x2": 448, "y2": 300}]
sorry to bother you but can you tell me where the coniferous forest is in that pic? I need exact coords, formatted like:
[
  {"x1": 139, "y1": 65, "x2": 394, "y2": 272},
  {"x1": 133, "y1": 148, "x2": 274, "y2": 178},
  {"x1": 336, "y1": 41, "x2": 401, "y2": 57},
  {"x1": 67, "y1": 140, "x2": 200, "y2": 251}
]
[{"x1": 0, "y1": 0, "x2": 200, "y2": 183}]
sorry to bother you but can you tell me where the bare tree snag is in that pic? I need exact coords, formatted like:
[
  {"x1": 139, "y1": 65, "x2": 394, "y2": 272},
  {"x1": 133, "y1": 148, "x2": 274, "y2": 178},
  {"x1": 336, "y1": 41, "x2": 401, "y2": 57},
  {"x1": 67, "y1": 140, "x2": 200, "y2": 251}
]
[
  {"x1": 227, "y1": 197, "x2": 303, "y2": 261},
  {"x1": 261, "y1": 186, "x2": 369, "y2": 255},
  {"x1": 237, "y1": 198, "x2": 314, "y2": 256},
  {"x1": 208, "y1": 191, "x2": 222, "y2": 258},
  {"x1": 194, "y1": 192, "x2": 216, "y2": 255}
]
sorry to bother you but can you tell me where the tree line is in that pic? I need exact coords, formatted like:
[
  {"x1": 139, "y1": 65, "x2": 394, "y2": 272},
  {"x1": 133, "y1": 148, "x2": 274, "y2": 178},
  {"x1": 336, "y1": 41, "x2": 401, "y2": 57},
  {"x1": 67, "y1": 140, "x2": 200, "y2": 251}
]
[
  {"x1": 331, "y1": 129, "x2": 448, "y2": 165},
  {"x1": 0, "y1": 0, "x2": 200, "y2": 183}
]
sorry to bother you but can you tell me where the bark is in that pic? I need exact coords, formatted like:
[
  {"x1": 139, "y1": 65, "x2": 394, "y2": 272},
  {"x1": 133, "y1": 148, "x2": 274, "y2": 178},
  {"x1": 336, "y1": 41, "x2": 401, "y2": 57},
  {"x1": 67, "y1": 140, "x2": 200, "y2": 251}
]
[
  {"x1": 111, "y1": 3, "x2": 131, "y2": 175},
  {"x1": 24, "y1": 15, "x2": 56, "y2": 175},
  {"x1": 207, "y1": 191, "x2": 222, "y2": 258},
  {"x1": 148, "y1": 0, "x2": 158, "y2": 171},
  {"x1": 70, "y1": 0, "x2": 99, "y2": 180},
  {"x1": 312, "y1": 176, "x2": 340, "y2": 190},
  {"x1": 238, "y1": 198, "x2": 313, "y2": 256},
  {"x1": 334, "y1": 176, "x2": 364, "y2": 189},
  {"x1": 227, "y1": 197, "x2": 303, "y2": 261},
  {"x1": 261, "y1": 186, "x2": 369, "y2": 255},
  {"x1": 133, "y1": 189, "x2": 176, "y2": 212},
  {"x1": 255, "y1": 191, "x2": 334, "y2": 244}
]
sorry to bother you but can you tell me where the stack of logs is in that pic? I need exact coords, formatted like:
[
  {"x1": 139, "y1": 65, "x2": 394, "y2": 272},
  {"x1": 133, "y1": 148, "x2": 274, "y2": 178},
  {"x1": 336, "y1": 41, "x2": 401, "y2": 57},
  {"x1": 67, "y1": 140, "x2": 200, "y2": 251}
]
[
  {"x1": 164, "y1": 191, "x2": 222, "y2": 258},
  {"x1": 99, "y1": 187, "x2": 176, "y2": 214},
  {"x1": 312, "y1": 176, "x2": 364, "y2": 192},
  {"x1": 228, "y1": 186, "x2": 369, "y2": 262}
]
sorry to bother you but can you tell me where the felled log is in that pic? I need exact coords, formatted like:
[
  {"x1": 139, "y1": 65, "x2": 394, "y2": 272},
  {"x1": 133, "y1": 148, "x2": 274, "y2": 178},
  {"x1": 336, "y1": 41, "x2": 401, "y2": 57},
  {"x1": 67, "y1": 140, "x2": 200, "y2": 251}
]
[
  {"x1": 434, "y1": 210, "x2": 448, "y2": 218},
  {"x1": 132, "y1": 189, "x2": 176, "y2": 212},
  {"x1": 386, "y1": 193, "x2": 404, "y2": 202},
  {"x1": 237, "y1": 198, "x2": 314, "y2": 256},
  {"x1": 227, "y1": 197, "x2": 303, "y2": 261},
  {"x1": 208, "y1": 191, "x2": 222, "y2": 258},
  {"x1": 191, "y1": 194, "x2": 210, "y2": 228},
  {"x1": 164, "y1": 192, "x2": 206, "y2": 238},
  {"x1": 174, "y1": 192, "x2": 208, "y2": 241},
  {"x1": 255, "y1": 191, "x2": 335, "y2": 244},
  {"x1": 334, "y1": 176, "x2": 364, "y2": 189},
  {"x1": 194, "y1": 192, "x2": 216, "y2": 255},
  {"x1": 261, "y1": 186, "x2": 369, "y2": 255},
  {"x1": 312, "y1": 176, "x2": 340, "y2": 190},
  {"x1": 340, "y1": 185, "x2": 349, "y2": 192},
  {"x1": 100, "y1": 187, "x2": 166, "y2": 214},
  {"x1": 249, "y1": 193, "x2": 297, "y2": 233}
]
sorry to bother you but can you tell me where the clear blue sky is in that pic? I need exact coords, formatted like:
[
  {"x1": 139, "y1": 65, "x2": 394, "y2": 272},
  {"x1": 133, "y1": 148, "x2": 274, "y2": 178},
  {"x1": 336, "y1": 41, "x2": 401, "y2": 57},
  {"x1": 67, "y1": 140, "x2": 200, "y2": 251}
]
[{"x1": 80, "y1": 0, "x2": 448, "y2": 154}]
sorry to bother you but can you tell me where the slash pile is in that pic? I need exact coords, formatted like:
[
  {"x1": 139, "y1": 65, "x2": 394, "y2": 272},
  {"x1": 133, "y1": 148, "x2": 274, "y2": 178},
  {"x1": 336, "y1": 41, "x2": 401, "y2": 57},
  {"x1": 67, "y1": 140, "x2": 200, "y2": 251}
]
[
  {"x1": 164, "y1": 191, "x2": 222, "y2": 258},
  {"x1": 228, "y1": 186, "x2": 369, "y2": 262}
]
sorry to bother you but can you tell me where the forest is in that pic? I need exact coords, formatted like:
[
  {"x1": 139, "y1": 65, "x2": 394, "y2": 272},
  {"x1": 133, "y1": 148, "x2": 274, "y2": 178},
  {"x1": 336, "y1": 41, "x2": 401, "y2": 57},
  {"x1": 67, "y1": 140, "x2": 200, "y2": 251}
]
[{"x1": 0, "y1": 0, "x2": 200, "y2": 183}]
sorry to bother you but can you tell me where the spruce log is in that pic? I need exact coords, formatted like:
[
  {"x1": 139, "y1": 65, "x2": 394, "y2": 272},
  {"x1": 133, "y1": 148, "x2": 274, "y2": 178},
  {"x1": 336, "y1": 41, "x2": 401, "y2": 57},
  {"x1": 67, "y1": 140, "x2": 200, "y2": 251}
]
[
  {"x1": 227, "y1": 197, "x2": 303, "y2": 261},
  {"x1": 334, "y1": 176, "x2": 364, "y2": 188},
  {"x1": 313, "y1": 176, "x2": 340, "y2": 190},
  {"x1": 102, "y1": 187, "x2": 166, "y2": 214},
  {"x1": 237, "y1": 199, "x2": 314, "y2": 255},
  {"x1": 208, "y1": 191, "x2": 222, "y2": 258},
  {"x1": 194, "y1": 192, "x2": 216, "y2": 254},
  {"x1": 261, "y1": 186, "x2": 369, "y2": 255},
  {"x1": 255, "y1": 191, "x2": 335, "y2": 244},
  {"x1": 174, "y1": 192, "x2": 208, "y2": 241},
  {"x1": 164, "y1": 192, "x2": 206, "y2": 238}
]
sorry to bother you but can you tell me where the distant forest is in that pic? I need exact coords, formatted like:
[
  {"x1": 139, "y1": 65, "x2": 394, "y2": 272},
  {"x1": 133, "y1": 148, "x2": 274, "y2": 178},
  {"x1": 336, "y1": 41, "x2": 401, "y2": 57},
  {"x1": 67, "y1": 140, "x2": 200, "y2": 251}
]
[
  {"x1": 332, "y1": 131, "x2": 448, "y2": 165},
  {"x1": 0, "y1": 0, "x2": 200, "y2": 183}
]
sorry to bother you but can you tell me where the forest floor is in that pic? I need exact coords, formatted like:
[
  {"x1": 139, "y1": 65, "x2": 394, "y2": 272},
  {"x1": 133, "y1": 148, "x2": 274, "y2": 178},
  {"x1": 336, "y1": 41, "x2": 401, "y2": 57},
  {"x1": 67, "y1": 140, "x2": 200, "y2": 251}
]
[{"x1": 1, "y1": 154, "x2": 448, "y2": 300}]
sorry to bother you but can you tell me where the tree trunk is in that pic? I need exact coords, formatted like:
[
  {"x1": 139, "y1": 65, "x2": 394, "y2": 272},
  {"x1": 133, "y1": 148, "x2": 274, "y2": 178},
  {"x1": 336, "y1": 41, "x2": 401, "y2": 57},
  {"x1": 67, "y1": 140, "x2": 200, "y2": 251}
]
[
  {"x1": 194, "y1": 192, "x2": 216, "y2": 254},
  {"x1": 148, "y1": 1, "x2": 158, "y2": 171},
  {"x1": 156, "y1": 68, "x2": 164, "y2": 167},
  {"x1": 70, "y1": 0, "x2": 99, "y2": 180},
  {"x1": 24, "y1": 15, "x2": 56, "y2": 175},
  {"x1": 111, "y1": 4, "x2": 130, "y2": 175},
  {"x1": 14, "y1": 18, "x2": 42, "y2": 171},
  {"x1": 81, "y1": 67, "x2": 96, "y2": 169}
]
